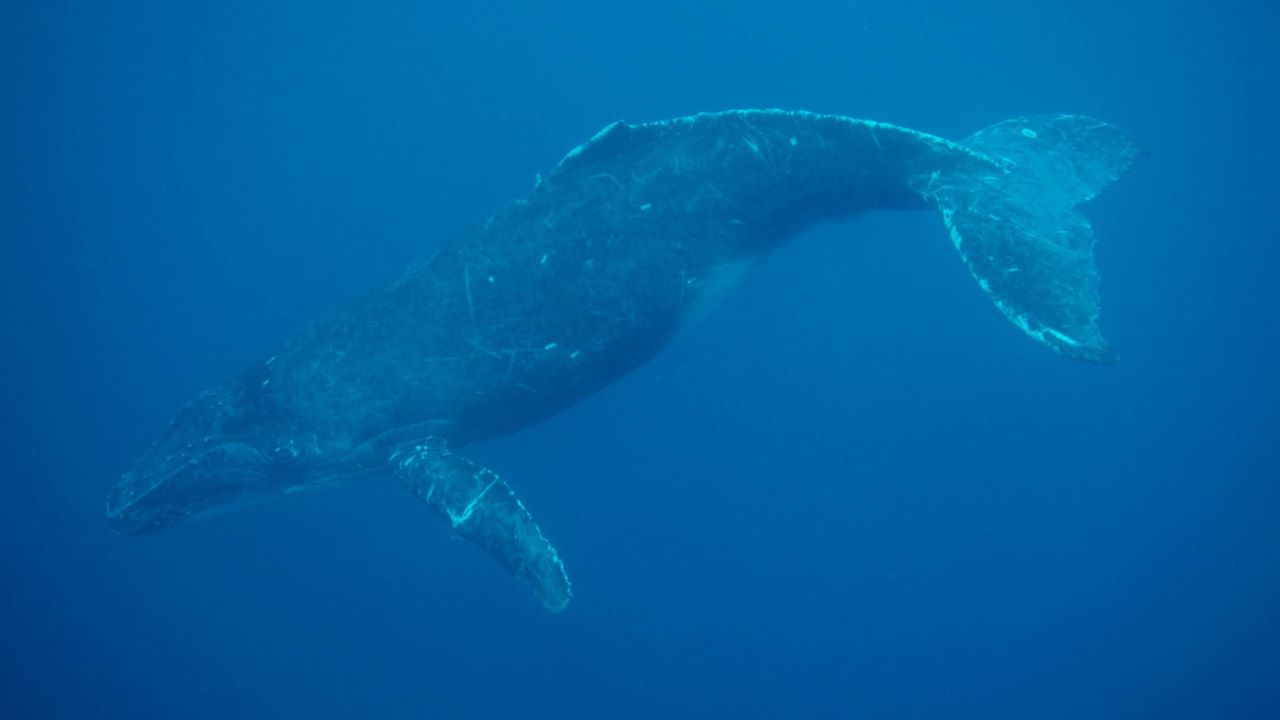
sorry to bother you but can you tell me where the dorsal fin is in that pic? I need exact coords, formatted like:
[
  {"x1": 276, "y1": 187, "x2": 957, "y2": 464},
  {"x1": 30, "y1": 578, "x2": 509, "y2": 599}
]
[{"x1": 551, "y1": 120, "x2": 637, "y2": 175}]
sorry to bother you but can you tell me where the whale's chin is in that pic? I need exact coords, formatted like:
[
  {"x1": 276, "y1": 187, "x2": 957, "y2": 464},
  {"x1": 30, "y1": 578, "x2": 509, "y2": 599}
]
[{"x1": 107, "y1": 442, "x2": 269, "y2": 534}]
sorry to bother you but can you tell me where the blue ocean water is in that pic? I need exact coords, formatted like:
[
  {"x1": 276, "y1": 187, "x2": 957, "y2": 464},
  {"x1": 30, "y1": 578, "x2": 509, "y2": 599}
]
[{"x1": 4, "y1": 1, "x2": 1278, "y2": 717}]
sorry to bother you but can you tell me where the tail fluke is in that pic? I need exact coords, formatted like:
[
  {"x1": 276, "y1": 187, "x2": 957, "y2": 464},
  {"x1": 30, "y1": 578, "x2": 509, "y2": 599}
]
[{"x1": 918, "y1": 115, "x2": 1139, "y2": 361}]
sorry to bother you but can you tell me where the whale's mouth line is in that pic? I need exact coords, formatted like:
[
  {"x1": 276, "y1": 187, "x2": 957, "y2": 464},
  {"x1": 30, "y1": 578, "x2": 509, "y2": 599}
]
[{"x1": 108, "y1": 442, "x2": 272, "y2": 532}]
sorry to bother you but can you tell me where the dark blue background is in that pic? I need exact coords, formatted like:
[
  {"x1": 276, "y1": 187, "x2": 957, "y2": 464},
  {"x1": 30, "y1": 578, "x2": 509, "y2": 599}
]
[{"x1": 4, "y1": 1, "x2": 1278, "y2": 717}]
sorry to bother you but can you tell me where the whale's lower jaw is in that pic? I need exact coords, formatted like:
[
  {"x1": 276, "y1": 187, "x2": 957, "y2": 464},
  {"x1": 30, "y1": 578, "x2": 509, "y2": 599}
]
[
  {"x1": 107, "y1": 442, "x2": 271, "y2": 534},
  {"x1": 108, "y1": 456, "x2": 384, "y2": 535},
  {"x1": 107, "y1": 475, "x2": 262, "y2": 535}
]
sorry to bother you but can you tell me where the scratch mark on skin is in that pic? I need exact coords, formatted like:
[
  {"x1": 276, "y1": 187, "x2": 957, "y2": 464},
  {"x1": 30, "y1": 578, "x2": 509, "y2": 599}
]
[
  {"x1": 462, "y1": 261, "x2": 477, "y2": 332},
  {"x1": 450, "y1": 475, "x2": 498, "y2": 526},
  {"x1": 587, "y1": 173, "x2": 625, "y2": 191}
]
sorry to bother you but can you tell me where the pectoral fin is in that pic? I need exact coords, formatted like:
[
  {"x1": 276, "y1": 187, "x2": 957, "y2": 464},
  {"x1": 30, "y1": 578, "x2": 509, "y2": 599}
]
[{"x1": 392, "y1": 439, "x2": 572, "y2": 612}]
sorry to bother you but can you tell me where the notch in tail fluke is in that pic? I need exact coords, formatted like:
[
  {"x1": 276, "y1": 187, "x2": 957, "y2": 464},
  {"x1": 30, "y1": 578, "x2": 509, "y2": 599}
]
[{"x1": 920, "y1": 115, "x2": 1139, "y2": 361}]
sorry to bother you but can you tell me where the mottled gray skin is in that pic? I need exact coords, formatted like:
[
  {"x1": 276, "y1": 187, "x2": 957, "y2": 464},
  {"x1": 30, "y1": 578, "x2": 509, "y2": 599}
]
[
  {"x1": 108, "y1": 110, "x2": 989, "y2": 531},
  {"x1": 273, "y1": 111, "x2": 959, "y2": 454},
  {"x1": 107, "y1": 106, "x2": 1136, "y2": 584}
]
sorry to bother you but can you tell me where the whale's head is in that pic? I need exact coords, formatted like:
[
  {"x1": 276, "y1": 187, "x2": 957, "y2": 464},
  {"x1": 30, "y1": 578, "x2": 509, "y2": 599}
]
[{"x1": 108, "y1": 383, "x2": 281, "y2": 534}]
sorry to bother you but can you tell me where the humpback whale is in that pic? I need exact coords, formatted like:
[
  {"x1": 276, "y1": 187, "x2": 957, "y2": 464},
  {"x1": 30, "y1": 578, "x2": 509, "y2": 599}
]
[{"x1": 107, "y1": 109, "x2": 1138, "y2": 611}]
